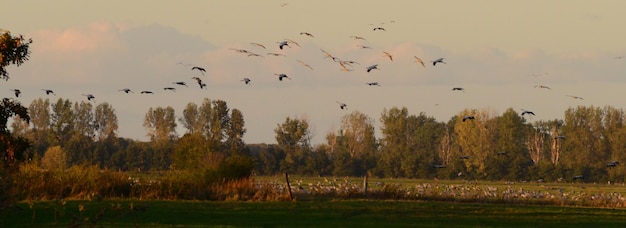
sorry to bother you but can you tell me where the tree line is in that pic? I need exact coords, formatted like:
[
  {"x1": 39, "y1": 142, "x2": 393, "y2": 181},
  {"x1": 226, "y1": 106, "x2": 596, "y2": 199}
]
[{"x1": 8, "y1": 96, "x2": 626, "y2": 183}]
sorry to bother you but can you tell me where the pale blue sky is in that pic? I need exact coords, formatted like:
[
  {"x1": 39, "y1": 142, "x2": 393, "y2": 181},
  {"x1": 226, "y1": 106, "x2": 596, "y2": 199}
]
[{"x1": 2, "y1": 1, "x2": 626, "y2": 144}]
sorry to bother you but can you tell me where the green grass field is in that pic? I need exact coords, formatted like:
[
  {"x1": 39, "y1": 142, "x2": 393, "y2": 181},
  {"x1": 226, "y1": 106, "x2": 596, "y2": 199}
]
[{"x1": 3, "y1": 199, "x2": 626, "y2": 227}]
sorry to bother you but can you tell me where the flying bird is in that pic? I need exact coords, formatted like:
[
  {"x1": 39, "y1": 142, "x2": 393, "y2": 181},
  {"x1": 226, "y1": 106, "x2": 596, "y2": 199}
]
[
  {"x1": 192, "y1": 77, "x2": 205, "y2": 88},
  {"x1": 414, "y1": 56, "x2": 426, "y2": 68},
  {"x1": 163, "y1": 87, "x2": 176, "y2": 91},
  {"x1": 462, "y1": 115, "x2": 475, "y2": 122},
  {"x1": 497, "y1": 151, "x2": 506, "y2": 155},
  {"x1": 275, "y1": 73, "x2": 291, "y2": 81},
  {"x1": 366, "y1": 64, "x2": 379, "y2": 72},
  {"x1": 119, "y1": 88, "x2": 133, "y2": 94},
  {"x1": 10, "y1": 89, "x2": 20, "y2": 97},
  {"x1": 42, "y1": 89, "x2": 55, "y2": 95},
  {"x1": 267, "y1": 52, "x2": 286, "y2": 57},
  {"x1": 534, "y1": 85, "x2": 552, "y2": 90},
  {"x1": 300, "y1": 32, "x2": 314, "y2": 37},
  {"x1": 567, "y1": 95, "x2": 584, "y2": 100},
  {"x1": 452, "y1": 87, "x2": 465, "y2": 92},
  {"x1": 284, "y1": 38, "x2": 300, "y2": 47},
  {"x1": 432, "y1": 58, "x2": 446, "y2": 66},
  {"x1": 230, "y1": 48, "x2": 251, "y2": 54},
  {"x1": 356, "y1": 44, "x2": 372, "y2": 49},
  {"x1": 573, "y1": 175, "x2": 584, "y2": 180},
  {"x1": 247, "y1": 53, "x2": 263, "y2": 58},
  {"x1": 432, "y1": 165, "x2": 446, "y2": 169},
  {"x1": 173, "y1": 81, "x2": 188, "y2": 87},
  {"x1": 278, "y1": 41, "x2": 290, "y2": 50},
  {"x1": 521, "y1": 109, "x2": 535, "y2": 116},
  {"x1": 350, "y1": 35, "x2": 366, "y2": 40},
  {"x1": 297, "y1": 60, "x2": 313, "y2": 70},
  {"x1": 383, "y1": 51, "x2": 393, "y2": 61},
  {"x1": 140, "y1": 90, "x2": 154, "y2": 94},
  {"x1": 459, "y1": 155, "x2": 469, "y2": 159},
  {"x1": 241, "y1": 78, "x2": 251, "y2": 84},
  {"x1": 336, "y1": 101, "x2": 348, "y2": 110},
  {"x1": 250, "y1": 42, "x2": 266, "y2": 49},
  {"x1": 339, "y1": 61, "x2": 353, "y2": 72},
  {"x1": 82, "y1": 94, "x2": 95, "y2": 101},
  {"x1": 373, "y1": 27, "x2": 386, "y2": 31},
  {"x1": 191, "y1": 66, "x2": 206, "y2": 75},
  {"x1": 366, "y1": 82, "x2": 381, "y2": 86}
]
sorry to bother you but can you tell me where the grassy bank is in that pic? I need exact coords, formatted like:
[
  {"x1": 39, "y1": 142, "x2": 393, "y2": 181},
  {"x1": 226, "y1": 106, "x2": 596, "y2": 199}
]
[{"x1": 2, "y1": 199, "x2": 626, "y2": 227}]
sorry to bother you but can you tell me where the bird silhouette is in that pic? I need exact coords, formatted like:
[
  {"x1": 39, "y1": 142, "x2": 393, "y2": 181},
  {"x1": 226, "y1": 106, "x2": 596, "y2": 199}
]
[
  {"x1": 460, "y1": 155, "x2": 469, "y2": 159},
  {"x1": 140, "y1": 90, "x2": 154, "y2": 94},
  {"x1": 567, "y1": 95, "x2": 584, "y2": 100},
  {"x1": 275, "y1": 73, "x2": 291, "y2": 81},
  {"x1": 191, "y1": 66, "x2": 206, "y2": 75},
  {"x1": 432, "y1": 58, "x2": 446, "y2": 66},
  {"x1": 242, "y1": 78, "x2": 251, "y2": 84},
  {"x1": 462, "y1": 115, "x2": 475, "y2": 122},
  {"x1": 10, "y1": 89, "x2": 20, "y2": 97},
  {"x1": 42, "y1": 89, "x2": 56, "y2": 95},
  {"x1": 82, "y1": 94, "x2": 95, "y2": 101},
  {"x1": 163, "y1": 87, "x2": 176, "y2": 92},
  {"x1": 191, "y1": 77, "x2": 204, "y2": 89},
  {"x1": 373, "y1": 27, "x2": 386, "y2": 31},
  {"x1": 296, "y1": 60, "x2": 313, "y2": 70},
  {"x1": 336, "y1": 101, "x2": 348, "y2": 110},
  {"x1": 300, "y1": 32, "x2": 314, "y2": 37},
  {"x1": 119, "y1": 88, "x2": 134, "y2": 94},
  {"x1": 452, "y1": 87, "x2": 465, "y2": 92},
  {"x1": 414, "y1": 56, "x2": 426, "y2": 68},
  {"x1": 573, "y1": 175, "x2": 584, "y2": 180},
  {"x1": 383, "y1": 51, "x2": 393, "y2": 61},
  {"x1": 534, "y1": 85, "x2": 551, "y2": 90},
  {"x1": 267, "y1": 52, "x2": 286, "y2": 57},
  {"x1": 432, "y1": 165, "x2": 446, "y2": 169},
  {"x1": 278, "y1": 41, "x2": 290, "y2": 50},
  {"x1": 521, "y1": 109, "x2": 535, "y2": 116},
  {"x1": 173, "y1": 81, "x2": 188, "y2": 87},
  {"x1": 250, "y1": 42, "x2": 266, "y2": 49},
  {"x1": 366, "y1": 82, "x2": 381, "y2": 86},
  {"x1": 350, "y1": 35, "x2": 366, "y2": 40},
  {"x1": 366, "y1": 64, "x2": 379, "y2": 72}
]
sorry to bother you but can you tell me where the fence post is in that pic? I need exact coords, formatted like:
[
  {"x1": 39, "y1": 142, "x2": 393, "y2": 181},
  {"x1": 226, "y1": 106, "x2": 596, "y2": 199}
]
[
  {"x1": 363, "y1": 175, "x2": 368, "y2": 197},
  {"x1": 285, "y1": 172, "x2": 293, "y2": 200}
]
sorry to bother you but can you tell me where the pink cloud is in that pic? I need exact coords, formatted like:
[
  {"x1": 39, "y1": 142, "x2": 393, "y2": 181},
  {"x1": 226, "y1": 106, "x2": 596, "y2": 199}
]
[{"x1": 33, "y1": 22, "x2": 125, "y2": 54}]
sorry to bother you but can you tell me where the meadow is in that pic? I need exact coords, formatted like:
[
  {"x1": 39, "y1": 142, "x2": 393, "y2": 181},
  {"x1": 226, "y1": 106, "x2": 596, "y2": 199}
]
[{"x1": 4, "y1": 173, "x2": 626, "y2": 227}]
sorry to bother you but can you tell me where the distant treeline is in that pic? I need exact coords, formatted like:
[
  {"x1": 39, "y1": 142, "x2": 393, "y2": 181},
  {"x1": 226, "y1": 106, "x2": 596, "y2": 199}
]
[{"x1": 11, "y1": 97, "x2": 626, "y2": 183}]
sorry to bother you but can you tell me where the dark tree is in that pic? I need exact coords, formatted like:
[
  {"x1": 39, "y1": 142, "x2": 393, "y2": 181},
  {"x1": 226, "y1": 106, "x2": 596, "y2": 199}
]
[{"x1": 1, "y1": 31, "x2": 32, "y2": 81}]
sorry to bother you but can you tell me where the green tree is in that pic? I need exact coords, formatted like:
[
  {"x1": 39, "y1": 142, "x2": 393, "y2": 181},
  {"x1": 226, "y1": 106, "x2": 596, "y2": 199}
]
[
  {"x1": 225, "y1": 108, "x2": 246, "y2": 156},
  {"x1": 179, "y1": 102, "x2": 201, "y2": 134},
  {"x1": 0, "y1": 31, "x2": 32, "y2": 80},
  {"x1": 73, "y1": 101, "x2": 95, "y2": 138},
  {"x1": 171, "y1": 133, "x2": 211, "y2": 170},
  {"x1": 94, "y1": 102, "x2": 118, "y2": 141},
  {"x1": 0, "y1": 98, "x2": 30, "y2": 208},
  {"x1": 50, "y1": 98, "x2": 75, "y2": 144},
  {"x1": 144, "y1": 106, "x2": 178, "y2": 143},
  {"x1": 274, "y1": 116, "x2": 312, "y2": 173},
  {"x1": 41, "y1": 146, "x2": 67, "y2": 172}
]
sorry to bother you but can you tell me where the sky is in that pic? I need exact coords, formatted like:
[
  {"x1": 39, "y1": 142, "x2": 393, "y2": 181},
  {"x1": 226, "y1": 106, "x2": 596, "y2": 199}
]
[{"x1": 1, "y1": 1, "x2": 626, "y2": 145}]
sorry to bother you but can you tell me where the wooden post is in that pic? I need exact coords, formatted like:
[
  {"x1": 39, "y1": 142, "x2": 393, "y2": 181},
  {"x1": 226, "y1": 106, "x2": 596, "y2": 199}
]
[
  {"x1": 363, "y1": 175, "x2": 368, "y2": 197},
  {"x1": 285, "y1": 172, "x2": 293, "y2": 200}
]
